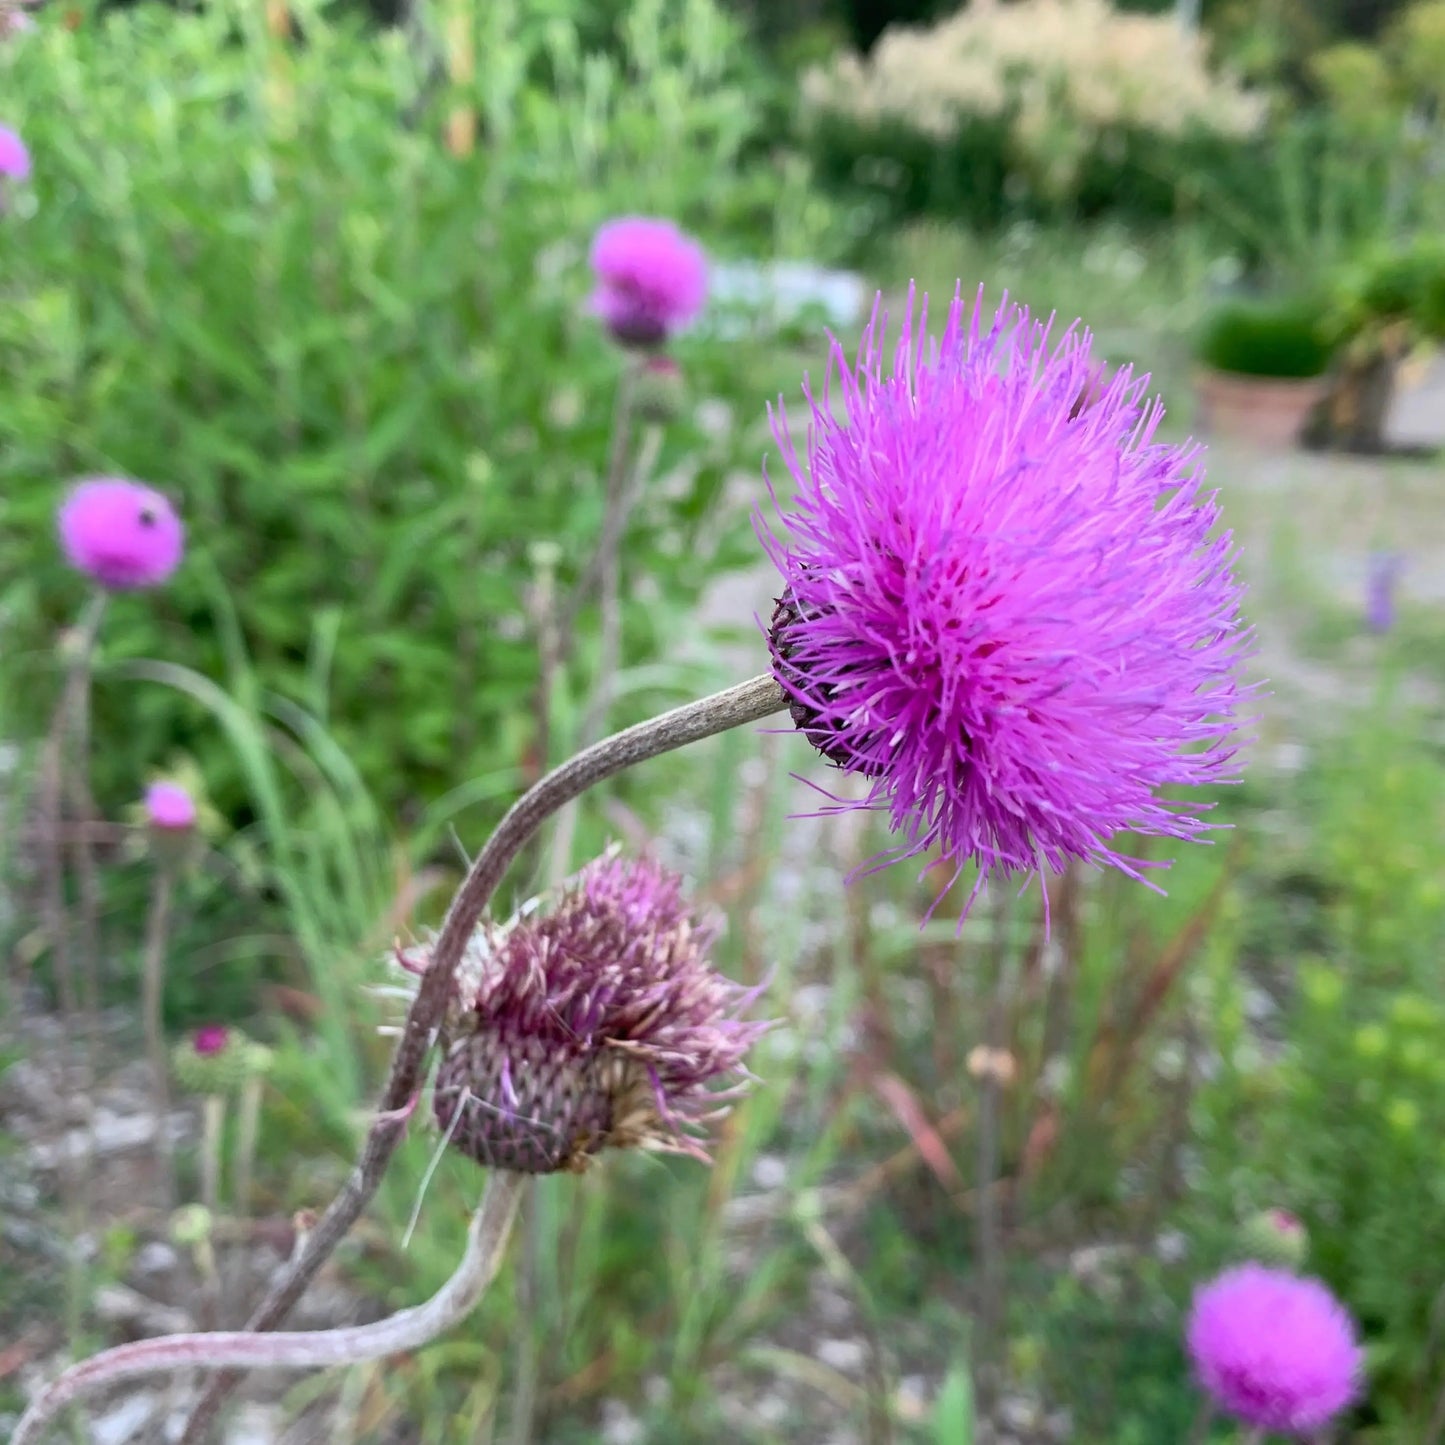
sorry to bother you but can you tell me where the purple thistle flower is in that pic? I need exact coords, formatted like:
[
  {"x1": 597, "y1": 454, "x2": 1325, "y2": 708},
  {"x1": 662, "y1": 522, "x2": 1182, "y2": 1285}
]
[
  {"x1": 1187, "y1": 1263, "x2": 1363, "y2": 1434},
  {"x1": 193, "y1": 1025, "x2": 229, "y2": 1056},
  {"x1": 1365, "y1": 551, "x2": 1403, "y2": 634},
  {"x1": 57, "y1": 478, "x2": 184, "y2": 590},
  {"x1": 144, "y1": 781, "x2": 197, "y2": 832},
  {"x1": 589, "y1": 217, "x2": 708, "y2": 349},
  {"x1": 0, "y1": 123, "x2": 29, "y2": 181},
  {"x1": 415, "y1": 852, "x2": 766, "y2": 1175},
  {"x1": 759, "y1": 289, "x2": 1249, "y2": 912}
]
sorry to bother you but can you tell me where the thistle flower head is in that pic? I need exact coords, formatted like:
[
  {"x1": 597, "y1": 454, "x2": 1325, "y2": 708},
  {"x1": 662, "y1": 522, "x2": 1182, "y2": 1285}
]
[
  {"x1": 1239, "y1": 1207, "x2": 1309, "y2": 1271},
  {"x1": 760, "y1": 289, "x2": 1248, "y2": 911},
  {"x1": 0, "y1": 124, "x2": 29, "y2": 180},
  {"x1": 1187, "y1": 1263, "x2": 1363, "y2": 1434},
  {"x1": 58, "y1": 478, "x2": 184, "y2": 590},
  {"x1": 173, "y1": 1025, "x2": 259, "y2": 1095},
  {"x1": 589, "y1": 216, "x2": 708, "y2": 349},
  {"x1": 144, "y1": 781, "x2": 197, "y2": 832},
  {"x1": 410, "y1": 852, "x2": 766, "y2": 1175}
]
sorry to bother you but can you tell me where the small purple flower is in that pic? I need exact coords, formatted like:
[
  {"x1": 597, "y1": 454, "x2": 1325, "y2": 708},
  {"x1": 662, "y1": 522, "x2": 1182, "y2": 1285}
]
[
  {"x1": 415, "y1": 852, "x2": 767, "y2": 1175},
  {"x1": 144, "y1": 782, "x2": 197, "y2": 832},
  {"x1": 589, "y1": 216, "x2": 708, "y2": 348},
  {"x1": 57, "y1": 478, "x2": 184, "y2": 590},
  {"x1": 193, "y1": 1025, "x2": 230, "y2": 1057},
  {"x1": 1366, "y1": 551, "x2": 1403, "y2": 634},
  {"x1": 760, "y1": 289, "x2": 1248, "y2": 912},
  {"x1": 1187, "y1": 1263, "x2": 1363, "y2": 1434},
  {"x1": 0, "y1": 123, "x2": 30, "y2": 181}
]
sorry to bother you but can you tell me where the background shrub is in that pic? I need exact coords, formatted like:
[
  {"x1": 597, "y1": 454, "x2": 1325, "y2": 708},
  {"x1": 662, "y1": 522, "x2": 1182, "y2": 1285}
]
[
  {"x1": 0, "y1": 0, "x2": 835, "y2": 823},
  {"x1": 1196, "y1": 298, "x2": 1333, "y2": 377}
]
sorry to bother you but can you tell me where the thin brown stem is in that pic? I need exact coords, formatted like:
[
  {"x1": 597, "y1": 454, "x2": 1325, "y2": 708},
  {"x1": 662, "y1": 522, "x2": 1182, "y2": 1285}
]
[
  {"x1": 546, "y1": 421, "x2": 662, "y2": 882},
  {"x1": 972, "y1": 893, "x2": 1014, "y2": 1421},
  {"x1": 199, "y1": 1096, "x2": 226, "y2": 1329},
  {"x1": 1183, "y1": 1397, "x2": 1213, "y2": 1445},
  {"x1": 35, "y1": 591, "x2": 108, "y2": 1018},
  {"x1": 177, "y1": 672, "x2": 787, "y2": 1442},
  {"x1": 552, "y1": 360, "x2": 639, "y2": 670},
  {"x1": 13, "y1": 1172, "x2": 526, "y2": 1445},
  {"x1": 141, "y1": 864, "x2": 177, "y2": 1207}
]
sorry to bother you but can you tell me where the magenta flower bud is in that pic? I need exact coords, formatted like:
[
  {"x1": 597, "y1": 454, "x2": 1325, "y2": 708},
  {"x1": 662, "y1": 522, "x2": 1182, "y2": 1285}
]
[
  {"x1": 144, "y1": 782, "x2": 197, "y2": 832},
  {"x1": 413, "y1": 853, "x2": 767, "y2": 1175},
  {"x1": 589, "y1": 216, "x2": 708, "y2": 349},
  {"x1": 1187, "y1": 1263, "x2": 1363, "y2": 1434},
  {"x1": 57, "y1": 478, "x2": 184, "y2": 590},
  {"x1": 0, "y1": 123, "x2": 30, "y2": 181},
  {"x1": 760, "y1": 289, "x2": 1249, "y2": 913}
]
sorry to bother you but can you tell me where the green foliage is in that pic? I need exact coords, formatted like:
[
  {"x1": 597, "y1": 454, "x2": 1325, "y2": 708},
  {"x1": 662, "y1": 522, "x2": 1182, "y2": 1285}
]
[
  {"x1": 930, "y1": 1364, "x2": 975, "y2": 1445},
  {"x1": 1327, "y1": 235, "x2": 1445, "y2": 346},
  {"x1": 1195, "y1": 714, "x2": 1445, "y2": 1429},
  {"x1": 0, "y1": 0, "x2": 829, "y2": 824},
  {"x1": 1196, "y1": 297, "x2": 1334, "y2": 377}
]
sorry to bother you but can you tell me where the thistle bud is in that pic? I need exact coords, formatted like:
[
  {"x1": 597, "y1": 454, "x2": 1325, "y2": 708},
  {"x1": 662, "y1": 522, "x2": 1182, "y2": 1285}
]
[
  {"x1": 1238, "y1": 1208, "x2": 1309, "y2": 1271},
  {"x1": 172, "y1": 1026, "x2": 256, "y2": 1096},
  {"x1": 634, "y1": 355, "x2": 686, "y2": 425}
]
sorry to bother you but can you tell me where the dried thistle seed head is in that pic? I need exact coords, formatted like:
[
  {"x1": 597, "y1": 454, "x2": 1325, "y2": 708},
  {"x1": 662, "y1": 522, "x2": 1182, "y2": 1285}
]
[{"x1": 426, "y1": 851, "x2": 767, "y2": 1175}]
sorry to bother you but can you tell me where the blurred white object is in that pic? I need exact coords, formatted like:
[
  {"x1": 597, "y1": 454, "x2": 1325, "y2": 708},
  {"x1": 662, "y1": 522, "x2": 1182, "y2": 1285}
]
[{"x1": 707, "y1": 260, "x2": 869, "y2": 338}]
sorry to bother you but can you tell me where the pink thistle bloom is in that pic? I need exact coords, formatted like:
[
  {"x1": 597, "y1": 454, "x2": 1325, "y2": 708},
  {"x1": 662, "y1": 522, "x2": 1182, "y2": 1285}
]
[
  {"x1": 420, "y1": 852, "x2": 767, "y2": 1175},
  {"x1": 1187, "y1": 1263, "x2": 1363, "y2": 1434},
  {"x1": 193, "y1": 1025, "x2": 230, "y2": 1057},
  {"x1": 57, "y1": 478, "x2": 184, "y2": 590},
  {"x1": 760, "y1": 289, "x2": 1249, "y2": 913},
  {"x1": 0, "y1": 124, "x2": 30, "y2": 180},
  {"x1": 144, "y1": 782, "x2": 196, "y2": 831},
  {"x1": 588, "y1": 216, "x2": 708, "y2": 348}
]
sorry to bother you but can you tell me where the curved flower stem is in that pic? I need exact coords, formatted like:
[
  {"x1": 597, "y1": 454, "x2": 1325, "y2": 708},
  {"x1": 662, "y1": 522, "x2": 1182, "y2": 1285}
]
[
  {"x1": 13, "y1": 1171, "x2": 526, "y2": 1445},
  {"x1": 178, "y1": 672, "x2": 788, "y2": 1443}
]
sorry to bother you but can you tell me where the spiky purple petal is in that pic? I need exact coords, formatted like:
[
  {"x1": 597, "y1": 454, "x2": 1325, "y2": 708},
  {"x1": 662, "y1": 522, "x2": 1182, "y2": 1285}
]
[{"x1": 759, "y1": 289, "x2": 1250, "y2": 908}]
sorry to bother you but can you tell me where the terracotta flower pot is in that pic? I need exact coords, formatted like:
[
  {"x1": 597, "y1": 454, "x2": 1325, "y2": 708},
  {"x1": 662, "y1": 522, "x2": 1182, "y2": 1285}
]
[{"x1": 1193, "y1": 367, "x2": 1328, "y2": 449}]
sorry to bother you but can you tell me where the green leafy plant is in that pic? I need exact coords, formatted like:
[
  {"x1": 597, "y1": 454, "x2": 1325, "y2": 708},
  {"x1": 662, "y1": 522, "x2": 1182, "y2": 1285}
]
[
  {"x1": 1194, "y1": 714, "x2": 1445, "y2": 1432},
  {"x1": 1196, "y1": 297, "x2": 1333, "y2": 377},
  {"x1": 0, "y1": 0, "x2": 830, "y2": 828}
]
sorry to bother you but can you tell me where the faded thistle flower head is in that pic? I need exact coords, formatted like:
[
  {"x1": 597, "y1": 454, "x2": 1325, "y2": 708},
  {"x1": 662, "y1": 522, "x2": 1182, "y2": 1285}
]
[
  {"x1": 58, "y1": 478, "x2": 184, "y2": 590},
  {"x1": 406, "y1": 852, "x2": 766, "y2": 1175},
  {"x1": 760, "y1": 289, "x2": 1248, "y2": 911},
  {"x1": 589, "y1": 216, "x2": 708, "y2": 349},
  {"x1": 1187, "y1": 1263, "x2": 1363, "y2": 1434}
]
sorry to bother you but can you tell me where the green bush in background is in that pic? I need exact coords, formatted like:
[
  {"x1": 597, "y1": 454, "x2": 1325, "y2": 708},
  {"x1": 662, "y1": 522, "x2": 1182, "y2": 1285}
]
[
  {"x1": 0, "y1": 0, "x2": 836, "y2": 824},
  {"x1": 1196, "y1": 298, "x2": 1333, "y2": 378}
]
